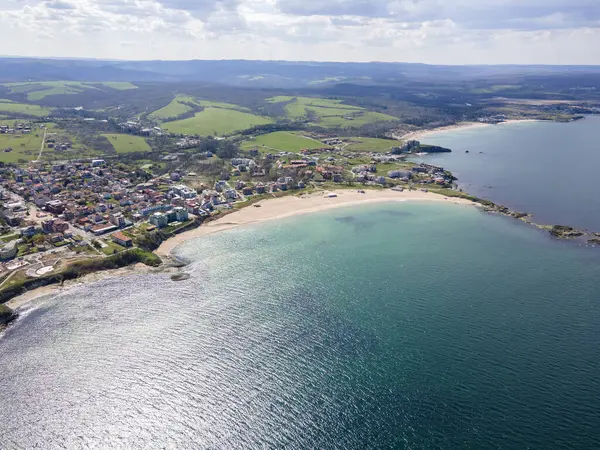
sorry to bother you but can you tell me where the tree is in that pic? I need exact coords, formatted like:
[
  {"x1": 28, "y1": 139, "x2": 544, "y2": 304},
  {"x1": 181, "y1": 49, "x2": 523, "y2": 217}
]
[
  {"x1": 33, "y1": 234, "x2": 45, "y2": 246},
  {"x1": 216, "y1": 140, "x2": 239, "y2": 159}
]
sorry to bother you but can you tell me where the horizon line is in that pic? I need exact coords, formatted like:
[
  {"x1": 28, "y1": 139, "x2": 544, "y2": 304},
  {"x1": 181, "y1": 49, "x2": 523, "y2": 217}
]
[{"x1": 0, "y1": 55, "x2": 599, "y2": 67}]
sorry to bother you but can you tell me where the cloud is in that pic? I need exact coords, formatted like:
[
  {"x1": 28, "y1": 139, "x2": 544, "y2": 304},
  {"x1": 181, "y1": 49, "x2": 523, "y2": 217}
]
[
  {"x1": 44, "y1": 0, "x2": 75, "y2": 10},
  {"x1": 276, "y1": 0, "x2": 600, "y2": 30},
  {"x1": 0, "y1": 0, "x2": 598, "y2": 63}
]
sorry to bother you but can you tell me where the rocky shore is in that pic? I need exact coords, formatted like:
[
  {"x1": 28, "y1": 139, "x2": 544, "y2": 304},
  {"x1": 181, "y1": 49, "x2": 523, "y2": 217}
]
[
  {"x1": 478, "y1": 200, "x2": 599, "y2": 244},
  {"x1": 0, "y1": 304, "x2": 16, "y2": 331}
]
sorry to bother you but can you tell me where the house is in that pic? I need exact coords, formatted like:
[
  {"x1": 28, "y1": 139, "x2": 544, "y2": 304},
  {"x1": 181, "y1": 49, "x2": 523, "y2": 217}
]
[
  {"x1": 149, "y1": 212, "x2": 168, "y2": 229},
  {"x1": 45, "y1": 200, "x2": 65, "y2": 214},
  {"x1": 110, "y1": 213, "x2": 127, "y2": 228},
  {"x1": 173, "y1": 207, "x2": 189, "y2": 222},
  {"x1": 21, "y1": 225, "x2": 38, "y2": 237},
  {"x1": 170, "y1": 185, "x2": 196, "y2": 199},
  {"x1": 112, "y1": 231, "x2": 133, "y2": 248},
  {"x1": 91, "y1": 223, "x2": 118, "y2": 235}
]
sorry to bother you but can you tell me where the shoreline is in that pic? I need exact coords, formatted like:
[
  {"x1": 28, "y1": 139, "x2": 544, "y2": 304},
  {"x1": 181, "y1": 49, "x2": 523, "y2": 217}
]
[
  {"x1": 4, "y1": 190, "x2": 474, "y2": 311},
  {"x1": 402, "y1": 119, "x2": 541, "y2": 141},
  {"x1": 155, "y1": 189, "x2": 474, "y2": 257},
  {"x1": 5, "y1": 263, "x2": 169, "y2": 311}
]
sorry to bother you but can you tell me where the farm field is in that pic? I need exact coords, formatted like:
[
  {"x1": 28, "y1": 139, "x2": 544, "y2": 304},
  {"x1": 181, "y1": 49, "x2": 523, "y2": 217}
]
[
  {"x1": 4, "y1": 81, "x2": 137, "y2": 101},
  {"x1": 150, "y1": 95, "x2": 197, "y2": 119},
  {"x1": 197, "y1": 101, "x2": 251, "y2": 111},
  {"x1": 0, "y1": 133, "x2": 44, "y2": 163},
  {"x1": 151, "y1": 96, "x2": 252, "y2": 121},
  {"x1": 163, "y1": 108, "x2": 273, "y2": 136},
  {"x1": 102, "y1": 134, "x2": 151, "y2": 153},
  {"x1": 241, "y1": 131, "x2": 324, "y2": 153},
  {"x1": 266, "y1": 96, "x2": 399, "y2": 127},
  {"x1": 316, "y1": 111, "x2": 399, "y2": 128},
  {"x1": 0, "y1": 101, "x2": 52, "y2": 117},
  {"x1": 344, "y1": 137, "x2": 400, "y2": 152}
]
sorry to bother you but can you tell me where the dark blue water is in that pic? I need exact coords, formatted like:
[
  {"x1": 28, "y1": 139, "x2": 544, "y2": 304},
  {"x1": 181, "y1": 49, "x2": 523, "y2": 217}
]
[
  {"x1": 1, "y1": 203, "x2": 600, "y2": 449},
  {"x1": 419, "y1": 116, "x2": 600, "y2": 230}
]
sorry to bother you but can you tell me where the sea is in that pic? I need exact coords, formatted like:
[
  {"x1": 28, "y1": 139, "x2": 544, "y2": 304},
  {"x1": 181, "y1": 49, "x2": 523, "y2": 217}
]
[
  {"x1": 417, "y1": 115, "x2": 600, "y2": 231},
  {"x1": 2, "y1": 119, "x2": 600, "y2": 449}
]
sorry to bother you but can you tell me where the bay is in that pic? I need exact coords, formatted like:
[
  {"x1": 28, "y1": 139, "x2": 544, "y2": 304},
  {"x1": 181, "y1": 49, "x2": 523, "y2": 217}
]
[
  {"x1": 418, "y1": 116, "x2": 600, "y2": 230},
  {"x1": 1, "y1": 203, "x2": 600, "y2": 449}
]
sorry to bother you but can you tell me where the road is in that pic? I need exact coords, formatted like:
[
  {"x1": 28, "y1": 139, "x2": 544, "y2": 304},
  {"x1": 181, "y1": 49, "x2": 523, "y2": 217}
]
[{"x1": 36, "y1": 126, "x2": 48, "y2": 161}]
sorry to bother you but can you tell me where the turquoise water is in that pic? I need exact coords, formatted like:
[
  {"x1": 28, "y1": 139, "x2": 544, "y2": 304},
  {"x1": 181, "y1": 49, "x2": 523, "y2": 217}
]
[
  {"x1": 1, "y1": 203, "x2": 600, "y2": 448},
  {"x1": 418, "y1": 116, "x2": 600, "y2": 230}
]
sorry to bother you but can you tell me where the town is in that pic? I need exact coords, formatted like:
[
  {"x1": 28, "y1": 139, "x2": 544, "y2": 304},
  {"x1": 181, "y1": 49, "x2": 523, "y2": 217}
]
[{"x1": 0, "y1": 134, "x2": 455, "y2": 286}]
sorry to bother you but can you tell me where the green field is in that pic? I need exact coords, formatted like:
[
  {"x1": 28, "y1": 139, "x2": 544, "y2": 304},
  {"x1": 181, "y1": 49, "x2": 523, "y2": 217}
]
[
  {"x1": 163, "y1": 108, "x2": 273, "y2": 136},
  {"x1": 241, "y1": 131, "x2": 324, "y2": 153},
  {"x1": 345, "y1": 137, "x2": 400, "y2": 152},
  {"x1": 197, "y1": 101, "x2": 251, "y2": 112},
  {"x1": 151, "y1": 96, "x2": 252, "y2": 121},
  {"x1": 150, "y1": 95, "x2": 197, "y2": 119},
  {"x1": 0, "y1": 101, "x2": 52, "y2": 117},
  {"x1": 0, "y1": 133, "x2": 44, "y2": 163},
  {"x1": 266, "y1": 96, "x2": 399, "y2": 127},
  {"x1": 4, "y1": 81, "x2": 137, "y2": 101},
  {"x1": 99, "y1": 82, "x2": 137, "y2": 90},
  {"x1": 102, "y1": 134, "x2": 152, "y2": 153},
  {"x1": 317, "y1": 111, "x2": 399, "y2": 128}
]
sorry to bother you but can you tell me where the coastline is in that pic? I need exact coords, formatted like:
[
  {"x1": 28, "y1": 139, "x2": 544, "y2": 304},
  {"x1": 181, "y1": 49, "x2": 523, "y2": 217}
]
[
  {"x1": 402, "y1": 119, "x2": 541, "y2": 141},
  {"x1": 2, "y1": 189, "x2": 474, "y2": 312},
  {"x1": 156, "y1": 189, "x2": 473, "y2": 257},
  {"x1": 5, "y1": 263, "x2": 166, "y2": 311}
]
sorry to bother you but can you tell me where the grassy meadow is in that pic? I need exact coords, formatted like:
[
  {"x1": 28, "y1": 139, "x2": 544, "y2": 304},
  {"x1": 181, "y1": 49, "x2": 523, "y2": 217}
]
[
  {"x1": 241, "y1": 131, "x2": 324, "y2": 153},
  {"x1": 163, "y1": 108, "x2": 273, "y2": 136},
  {"x1": 150, "y1": 95, "x2": 198, "y2": 119},
  {"x1": 266, "y1": 96, "x2": 399, "y2": 127},
  {"x1": 150, "y1": 95, "x2": 253, "y2": 121},
  {"x1": 344, "y1": 137, "x2": 400, "y2": 152},
  {"x1": 4, "y1": 81, "x2": 137, "y2": 101},
  {"x1": 102, "y1": 134, "x2": 152, "y2": 153},
  {"x1": 0, "y1": 133, "x2": 44, "y2": 163},
  {"x1": 0, "y1": 100, "x2": 52, "y2": 117}
]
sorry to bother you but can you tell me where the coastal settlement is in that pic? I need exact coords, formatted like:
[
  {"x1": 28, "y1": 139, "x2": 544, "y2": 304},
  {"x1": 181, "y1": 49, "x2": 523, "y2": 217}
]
[{"x1": 0, "y1": 126, "x2": 594, "y2": 322}]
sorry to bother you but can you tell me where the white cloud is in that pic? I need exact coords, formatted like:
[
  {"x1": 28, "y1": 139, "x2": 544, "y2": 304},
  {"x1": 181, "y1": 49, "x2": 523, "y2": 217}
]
[{"x1": 0, "y1": 0, "x2": 598, "y2": 63}]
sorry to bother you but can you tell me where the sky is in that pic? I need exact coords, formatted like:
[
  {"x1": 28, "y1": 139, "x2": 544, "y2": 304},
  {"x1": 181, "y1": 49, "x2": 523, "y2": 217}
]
[{"x1": 0, "y1": 0, "x2": 599, "y2": 64}]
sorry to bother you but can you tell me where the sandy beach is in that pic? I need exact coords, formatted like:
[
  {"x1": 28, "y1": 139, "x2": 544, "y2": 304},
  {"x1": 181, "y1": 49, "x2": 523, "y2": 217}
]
[
  {"x1": 156, "y1": 189, "x2": 474, "y2": 257},
  {"x1": 3, "y1": 189, "x2": 474, "y2": 312},
  {"x1": 402, "y1": 119, "x2": 540, "y2": 141}
]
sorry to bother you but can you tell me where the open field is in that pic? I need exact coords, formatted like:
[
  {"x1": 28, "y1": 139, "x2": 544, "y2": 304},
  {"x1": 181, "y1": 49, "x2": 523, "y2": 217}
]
[
  {"x1": 344, "y1": 137, "x2": 400, "y2": 152},
  {"x1": 0, "y1": 101, "x2": 52, "y2": 117},
  {"x1": 4, "y1": 81, "x2": 137, "y2": 101},
  {"x1": 268, "y1": 96, "x2": 362, "y2": 120},
  {"x1": 241, "y1": 131, "x2": 324, "y2": 153},
  {"x1": 98, "y1": 82, "x2": 137, "y2": 90},
  {"x1": 267, "y1": 96, "x2": 399, "y2": 127},
  {"x1": 197, "y1": 101, "x2": 251, "y2": 111},
  {"x1": 102, "y1": 134, "x2": 152, "y2": 153},
  {"x1": 150, "y1": 95, "x2": 197, "y2": 119},
  {"x1": 163, "y1": 108, "x2": 273, "y2": 136},
  {"x1": 0, "y1": 133, "x2": 44, "y2": 163},
  {"x1": 316, "y1": 111, "x2": 399, "y2": 128},
  {"x1": 150, "y1": 95, "x2": 252, "y2": 121}
]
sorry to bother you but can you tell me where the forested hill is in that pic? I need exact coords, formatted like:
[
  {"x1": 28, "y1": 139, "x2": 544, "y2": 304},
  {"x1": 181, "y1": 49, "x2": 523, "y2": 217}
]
[{"x1": 2, "y1": 57, "x2": 600, "y2": 88}]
